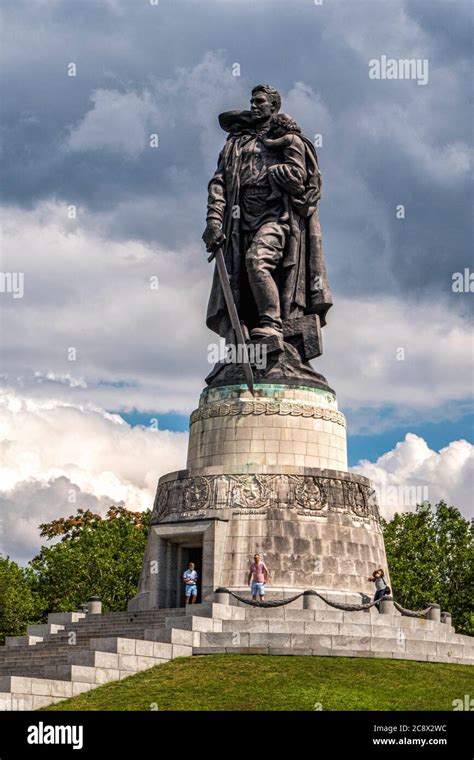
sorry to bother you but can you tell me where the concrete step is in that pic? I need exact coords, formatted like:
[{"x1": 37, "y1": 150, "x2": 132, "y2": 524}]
[
  {"x1": 44, "y1": 626, "x2": 158, "y2": 638},
  {"x1": 0, "y1": 634, "x2": 193, "y2": 688},
  {"x1": 192, "y1": 630, "x2": 474, "y2": 664},
  {"x1": 38, "y1": 625, "x2": 164, "y2": 643},
  {"x1": 219, "y1": 619, "x2": 456, "y2": 641},
  {"x1": 27, "y1": 623, "x2": 65, "y2": 637},
  {"x1": 67, "y1": 609, "x2": 184, "y2": 625},
  {"x1": 89, "y1": 635, "x2": 192, "y2": 660},
  {"x1": 191, "y1": 603, "x2": 458, "y2": 636},
  {"x1": 2, "y1": 610, "x2": 187, "y2": 654},
  {"x1": 4, "y1": 635, "x2": 44, "y2": 648}
]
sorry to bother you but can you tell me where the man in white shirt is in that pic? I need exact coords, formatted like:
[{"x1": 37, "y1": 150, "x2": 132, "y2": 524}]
[{"x1": 182, "y1": 562, "x2": 198, "y2": 605}]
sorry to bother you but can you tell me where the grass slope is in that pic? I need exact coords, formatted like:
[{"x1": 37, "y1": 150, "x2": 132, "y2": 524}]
[{"x1": 42, "y1": 655, "x2": 474, "y2": 711}]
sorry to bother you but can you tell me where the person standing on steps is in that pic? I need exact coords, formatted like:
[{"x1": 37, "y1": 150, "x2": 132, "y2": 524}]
[
  {"x1": 247, "y1": 553, "x2": 269, "y2": 601},
  {"x1": 368, "y1": 567, "x2": 389, "y2": 611},
  {"x1": 183, "y1": 561, "x2": 198, "y2": 605}
]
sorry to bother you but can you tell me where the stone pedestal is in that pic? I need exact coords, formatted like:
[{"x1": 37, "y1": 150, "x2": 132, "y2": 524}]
[{"x1": 128, "y1": 383, "x2": 389, "y2": 611}]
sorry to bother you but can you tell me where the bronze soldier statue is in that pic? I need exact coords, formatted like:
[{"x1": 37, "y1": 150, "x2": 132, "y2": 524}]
[{"x1": 203, "y1": 84, "x2": 333, "y2": 389}]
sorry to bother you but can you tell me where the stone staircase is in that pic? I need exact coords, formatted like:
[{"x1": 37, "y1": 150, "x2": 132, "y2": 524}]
[
  {"x1": 0, "y1": 608, "x2": 189, "y2": 710},
  {"x1": 1, "y1": 595, "x2": 472, "y2": 710}
]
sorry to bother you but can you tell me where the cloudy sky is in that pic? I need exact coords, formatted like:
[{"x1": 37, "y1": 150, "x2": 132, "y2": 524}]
[{"x1": 0, "y1": 0, "x2": 472, "y2": 563}]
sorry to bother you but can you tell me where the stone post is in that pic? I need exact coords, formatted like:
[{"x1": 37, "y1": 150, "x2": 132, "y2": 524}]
[
  {"x1": 379, "y1": 596, "x2": 395, "y2": 615},
  {"x1": 214, "y1": 588, "x2": 230, "y2": 605},
  {"x1": 303, "y1": 591, "x2": 319, "y2": 610},
  {"x1": 441, "y1": 611, "x2": 452, "y2": 626},
  {"x1": 87, "y1": 596, "x2": 102, "y2": 615},
  {"x1": 426, "y1": 604, "x2": 441, "y2": 623}
]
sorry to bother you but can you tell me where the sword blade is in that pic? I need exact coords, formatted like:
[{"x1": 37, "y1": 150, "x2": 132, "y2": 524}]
[{"x1": 213, "y1": 246, "x2": 255, "y2": 395}]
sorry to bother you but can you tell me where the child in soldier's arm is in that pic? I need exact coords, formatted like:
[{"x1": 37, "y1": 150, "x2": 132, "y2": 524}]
[{"x1": 263, "y1": 113, "x2": 303, "y2": 220}]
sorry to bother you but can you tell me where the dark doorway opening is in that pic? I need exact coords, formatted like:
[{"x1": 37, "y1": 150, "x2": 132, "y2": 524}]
[{"x1": 180, "y1": 546, "x2": 203, "y2": 606}]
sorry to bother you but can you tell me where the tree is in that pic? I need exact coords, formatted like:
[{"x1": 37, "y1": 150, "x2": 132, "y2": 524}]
[
  {"x1": 28, "y1": 506, "x2": 152, "y2": 614},
  {"x1": 0, "y1": 556, "x2": 44, "y2": 644},
  {"x1": 383, "y1": 501, "x2": 474, "y2": 635}
]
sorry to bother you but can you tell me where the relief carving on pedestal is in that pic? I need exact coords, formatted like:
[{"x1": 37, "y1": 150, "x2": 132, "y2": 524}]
[
  {"x1": 228, "y1": 474, "x2": 273, "y2": 511},
  {"x1": 153, "y1": 480, "x2": 172, "y2": 521},
  {"x1": 342, "y1": 481, "x2": 380, "y2": 522},
  {"x1": 292, "y1": 475, "x2": 328, "y2": 512},
  {"x1": 183, "y1": 476, "x2": 211, "y2": 511},
  {"x1": 190, "y1": 400, "x2": 346, "y2": 428},
  {"x1": 152, "y1": 473, "x2": 381, "y2": 525}
]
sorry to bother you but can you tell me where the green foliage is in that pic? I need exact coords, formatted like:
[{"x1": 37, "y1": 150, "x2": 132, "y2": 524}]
[
  {"x1": 0, "y1": 556, "x2": 44, "y2": 644},
  {"x1": 383, "y1": 501, "x2": 474, "y2": 635},
  {"x1": 29, "y1": 507, "x2": 152, "y2": 614},
  {"x1": 0, "y1": 506, "x2": 152, "y2": 643}
]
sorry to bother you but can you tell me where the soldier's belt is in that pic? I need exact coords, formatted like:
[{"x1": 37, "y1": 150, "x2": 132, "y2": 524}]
[{"x1": 241, "y1": 185, "x2": 271, "y2": 196}]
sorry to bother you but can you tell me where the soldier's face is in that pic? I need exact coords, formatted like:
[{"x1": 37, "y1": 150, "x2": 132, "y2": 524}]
[{"x1": 250, "y1": 92, "x2": 274, "y2": 121}]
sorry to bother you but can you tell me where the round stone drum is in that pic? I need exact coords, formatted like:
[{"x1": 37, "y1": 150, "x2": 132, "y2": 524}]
[{"x1": 128, "y1": 383, "x2": 389, "y2": 611}]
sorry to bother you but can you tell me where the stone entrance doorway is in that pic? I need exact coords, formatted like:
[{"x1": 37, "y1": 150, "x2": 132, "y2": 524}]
[
  {"x1": 180, "y1": 546, "x2": 203, "y2": 606},
  {"x1": 155, "y1": 535, "x2": 204, "y2": 608}
]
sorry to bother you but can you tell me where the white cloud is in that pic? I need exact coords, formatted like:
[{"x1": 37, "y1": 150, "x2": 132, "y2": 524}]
[
  {"x1": 280, "y1": 81, "x2": 331, "y2": 142},
  {"x1": 352, "y1": 433, "x2": 473, "y2": 520},
  {"x1": 325, "y1": 1, "x2": 429, "y2": 59},
  {"x1": 318, "y1": 295, "x2": 473, "y2": 430},
  {"x1": 0, "y1": 201, "x2": 210, "y2": 414},
  {"x1": 66, "y1": 89, "x2": 161, "y2": 158},
  {"x1": 151, "y1": 50, "x2": 247, "y2": 171},
  {"x1": 64, "y1": 51, "x2": 246, "y2": 169},
  {"x1": 1, "y1": 202, "x2": 472, "y2": 425},
  {"x1": 357, "y1": 103, "x2": 473, "y2": 184},
  {"x1": 0, "y1": 389, "x2": 188, "y2": 564}
]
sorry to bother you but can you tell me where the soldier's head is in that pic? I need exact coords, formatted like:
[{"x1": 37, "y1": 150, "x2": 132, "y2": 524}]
[{"x1": 250, "y1": 85, "x2": 281, "y2": 121}]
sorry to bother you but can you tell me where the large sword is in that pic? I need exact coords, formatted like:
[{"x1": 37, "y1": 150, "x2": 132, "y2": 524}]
[{"x1": 208, "y1": 244, "x2": 255, "y2": 395}]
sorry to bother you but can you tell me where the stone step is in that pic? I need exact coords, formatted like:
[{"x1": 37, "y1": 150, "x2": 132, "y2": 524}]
[
  {"x1": 188, "y1": 602, "x2": 452, "y2": 631},
  {"x1": 219, "y1": 619, "x2": 455, "y2": 641},
  {"x1": 4, "y1": 635, "x2": 45, "y2": 648},
  {"x1": 0, "y1": 648, "x2": 169, "y2": 675},
  {"x1": 52, "y1": 628, "x2": 166, "y2": 640},
  {"x1": 68, "y1": 609, "x2": 184, "y2": 624},
  {"x1": 0, "y1": 675, "x2": 94, "y2": 710},
  {"x1": 88, "y1": 636, "x2": 192, "y2": 660},
  {"x1": 0, "y1": 623, "x2": 464, "y2": 670},
  {"x1": 143, "y1": 627, "x2": 194, "y2": 647},
  {"x1": 0, "y1": 627, "x2": 191, "y2": 662},
  {"x1": 1, "y1": 611, "x2": 186, "y2": 654},
  {"x1": 50, "y1": 620, "x2": 172, "y2": 635},
  {"x1": 38, "y1": 626, "x2": 161, "y2": 643},
  {"x1": 192, "y1": 630, "x2": 474, "y2": 663},
  {"x1": 0, "y1": 654, "x2": 82, "y2": 669},
  {"x1": 27, "y1": 623, "x2": 65, "y2": 637},
  {"x1": 0, "y1": 634, "x2": 193, "y2": 687}
]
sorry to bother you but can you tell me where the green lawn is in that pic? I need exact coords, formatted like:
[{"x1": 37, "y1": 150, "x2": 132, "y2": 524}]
[{"x1": 41, "y1": 655, "x2": 474, "y2": 711}]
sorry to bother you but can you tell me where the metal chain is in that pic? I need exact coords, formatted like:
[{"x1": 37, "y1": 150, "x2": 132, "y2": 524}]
[{"x1": 215, "y1": 588, "x2": 437, "y2": 617}]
